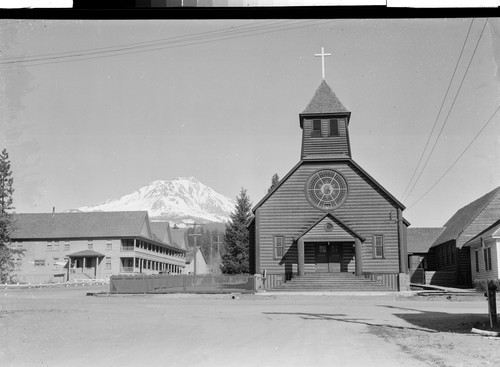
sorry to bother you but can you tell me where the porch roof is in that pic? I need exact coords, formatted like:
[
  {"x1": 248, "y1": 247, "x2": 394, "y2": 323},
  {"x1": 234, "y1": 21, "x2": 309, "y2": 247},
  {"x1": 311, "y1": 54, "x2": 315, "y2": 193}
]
[
  {"x1": 294, "y1": 212, "x2": 365, "y2": 242},
  {"x1": 68, "y1": 250, "x2": 105, "y2": 258}
]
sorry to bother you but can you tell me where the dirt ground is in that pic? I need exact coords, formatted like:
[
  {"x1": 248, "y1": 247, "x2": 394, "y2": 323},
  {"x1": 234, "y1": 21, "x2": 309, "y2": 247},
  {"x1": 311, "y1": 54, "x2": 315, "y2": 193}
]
[{"x1": 1, "y1": 286, "x2": 499, "y2": 367}]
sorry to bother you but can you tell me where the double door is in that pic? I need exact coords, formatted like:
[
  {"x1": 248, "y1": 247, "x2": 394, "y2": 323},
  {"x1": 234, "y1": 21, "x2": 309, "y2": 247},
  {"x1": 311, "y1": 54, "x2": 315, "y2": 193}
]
[{"x1": 315, "y1": 242, "x2": 342, "y2": 273}]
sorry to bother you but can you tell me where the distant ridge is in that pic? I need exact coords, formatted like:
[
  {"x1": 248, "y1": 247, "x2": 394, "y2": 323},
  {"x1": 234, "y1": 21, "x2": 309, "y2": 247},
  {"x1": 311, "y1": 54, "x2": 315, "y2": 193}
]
[{"x1": 75, "y1": 177, "x2": 235, "y2": 226}]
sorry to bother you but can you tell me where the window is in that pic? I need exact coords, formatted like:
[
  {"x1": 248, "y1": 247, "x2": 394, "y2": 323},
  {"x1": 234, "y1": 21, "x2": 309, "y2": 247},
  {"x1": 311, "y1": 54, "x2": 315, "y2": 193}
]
[
  {"x1": 46, "y1": 242, "x2": 53, "y2": 251},
  {"x1": 54, "y1": 241, "x2": 60, "y2": 251},
  {"x1": 106, "y1": 241, "x2": 112, "y2": 250},
  {"x1": 88, "y1": 241, "x2": 93, "y2": 250},
  {"x1": 475, "y1": 250, "x2": 480, "y2": 273},
  {"x1": 329, "y1": 119, "x2": 339, "y2": 136},
  {"x1": 34, "y1": 259, "x2": 45, "y2": 266},
  {"x1": 64, "y1": 242, "x2": 70, "y2": 251},
  {"x1": 53, "y1": 258, "x2": 60, "y2": 270},
  {"x1": 373, "y1": 235, "x2": 384, "y2": 258},
  {"x1": 274, "y1": 236, "x2": 284, "y2": 259},
  {"x1": 106, "y1": 257, "x2": 111, "y2": 269},
  {"x1": 312, "y1": 119, "x2": 321, "y2": 137},
  {"x1": 484, "y1": 247, "x2": 492, "y2": 271}
]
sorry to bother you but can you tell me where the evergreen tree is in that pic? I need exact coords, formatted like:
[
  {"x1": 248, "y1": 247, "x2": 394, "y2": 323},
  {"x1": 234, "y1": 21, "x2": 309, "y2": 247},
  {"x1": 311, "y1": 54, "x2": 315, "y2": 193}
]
[
  {"x1": 0, "y1": 149, "x2": 23, "y2": 283},
  {"x1": 268, "y1": 173, "x2": 280, "y2": 193},
  {"x1": 220, "y1": 188, "x2": 253, "y2": 274}
]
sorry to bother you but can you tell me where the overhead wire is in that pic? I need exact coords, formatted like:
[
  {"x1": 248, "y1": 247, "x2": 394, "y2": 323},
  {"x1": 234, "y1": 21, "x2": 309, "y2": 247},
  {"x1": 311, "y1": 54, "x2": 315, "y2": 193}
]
[
  {"x1": 0, "y1": 19, "x2": 334, "y2": 68},
  {"x1": 407, "y1": 101, "x2": 500, "y2": 210},
  {"x1": 401, "y1": 18, "x2": 474, "y2": 200},
  {"x1": 403, "y1": 18, "x2": 489, "y2": 203}
]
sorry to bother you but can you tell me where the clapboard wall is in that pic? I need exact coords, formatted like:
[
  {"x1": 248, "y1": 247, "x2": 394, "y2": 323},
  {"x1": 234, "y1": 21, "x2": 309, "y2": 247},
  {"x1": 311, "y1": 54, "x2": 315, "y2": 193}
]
[{"x1": 254, "y1": 159, "x2": 401, "y2": 276}]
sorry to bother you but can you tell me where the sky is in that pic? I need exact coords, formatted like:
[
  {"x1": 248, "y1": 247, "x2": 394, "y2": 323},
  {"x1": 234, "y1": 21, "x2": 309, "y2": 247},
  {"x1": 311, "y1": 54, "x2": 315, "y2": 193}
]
[{"x1": 1, "y1": 18, "x2": 499, "y2": 228}]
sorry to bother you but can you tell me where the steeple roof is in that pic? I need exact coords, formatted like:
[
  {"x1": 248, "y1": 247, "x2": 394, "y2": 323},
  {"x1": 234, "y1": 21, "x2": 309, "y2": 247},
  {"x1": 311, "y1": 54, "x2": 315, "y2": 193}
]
[{"x1": 301, "y1": 80, "x2": 349, "y2": 115}]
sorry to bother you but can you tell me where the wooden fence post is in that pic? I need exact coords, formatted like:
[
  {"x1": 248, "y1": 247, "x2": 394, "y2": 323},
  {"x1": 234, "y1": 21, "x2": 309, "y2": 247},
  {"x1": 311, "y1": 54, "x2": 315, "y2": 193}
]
[{"x1": 487, "y1": 280, "x2": 497, "y2": 328}]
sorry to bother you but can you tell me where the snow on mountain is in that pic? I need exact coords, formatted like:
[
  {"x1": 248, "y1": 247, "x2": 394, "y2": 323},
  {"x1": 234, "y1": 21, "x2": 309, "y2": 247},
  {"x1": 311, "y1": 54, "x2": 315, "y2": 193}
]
[{"x1": 76, "y1": 177, "x2": 235, "y2": 225}]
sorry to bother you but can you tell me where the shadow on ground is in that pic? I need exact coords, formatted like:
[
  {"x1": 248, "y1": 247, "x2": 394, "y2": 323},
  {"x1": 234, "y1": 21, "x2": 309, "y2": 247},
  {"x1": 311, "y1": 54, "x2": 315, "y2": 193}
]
[
  {"x1": 263, "y1": 312, "x2": 439, "y2": 333},
  {"x1": 380, "y1": 305, "x2": 496, "y2": 333},
  {"x1": 264, "y1": 306, "x2": 495, "y2": 334}
]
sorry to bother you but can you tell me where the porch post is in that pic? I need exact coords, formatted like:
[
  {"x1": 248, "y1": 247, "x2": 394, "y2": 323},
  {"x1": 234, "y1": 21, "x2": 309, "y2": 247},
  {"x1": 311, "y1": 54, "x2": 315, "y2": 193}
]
[
  {"x1": 298, "y1": 238, "x2": 305, "y2": 276},
  {"x1": 355, "y1": 238, "x2": 363, "y2": 276}
]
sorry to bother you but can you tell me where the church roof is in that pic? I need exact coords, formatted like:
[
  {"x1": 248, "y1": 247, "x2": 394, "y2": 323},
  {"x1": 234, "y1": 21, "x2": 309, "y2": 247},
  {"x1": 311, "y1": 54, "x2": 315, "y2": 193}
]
[{"x1": 301, "y1": 80, "x2": 349, "y2": 115}]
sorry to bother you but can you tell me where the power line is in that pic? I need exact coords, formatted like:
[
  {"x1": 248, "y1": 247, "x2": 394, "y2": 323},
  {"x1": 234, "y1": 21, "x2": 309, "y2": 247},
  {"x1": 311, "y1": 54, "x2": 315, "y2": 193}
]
[
  {"x1": 0, "y1": 20, "x2": 333, "y2": 68},
  {"x1": 0, "y1": 19, "x2": 285, "y2": 62},
  {"x1": 407, "y1": 102, "x2": 500, "y2": 210},
  {"x1": 401, "y1": 18, "x2": 474, "y2": 200},
  {"x1": 403, "y1": 18, "x2": 489, "y2": 203}
]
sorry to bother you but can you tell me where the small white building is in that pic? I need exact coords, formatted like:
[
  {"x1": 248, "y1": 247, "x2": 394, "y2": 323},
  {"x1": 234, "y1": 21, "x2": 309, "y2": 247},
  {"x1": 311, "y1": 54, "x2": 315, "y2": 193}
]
[
  {"x1": 183, "y1": 246, "x2": 209, "y2": 275},
  {"x1": 464, "y1": 219, "x2": 500, "y2": 285}
]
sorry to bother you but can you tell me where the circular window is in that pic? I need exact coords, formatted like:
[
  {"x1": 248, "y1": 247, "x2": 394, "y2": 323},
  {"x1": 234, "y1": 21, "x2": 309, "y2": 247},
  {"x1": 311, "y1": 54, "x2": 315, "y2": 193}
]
[
  {"x1": 324, "y1": 222, "x2": 334, "y2": 232},
  {"x1": 306, "y1": 170, "x2": 348, "y2": 210}
]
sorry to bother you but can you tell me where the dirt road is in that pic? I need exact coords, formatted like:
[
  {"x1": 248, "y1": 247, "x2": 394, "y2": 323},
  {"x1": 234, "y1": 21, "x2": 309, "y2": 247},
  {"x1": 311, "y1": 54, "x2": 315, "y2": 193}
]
[{"x1": 1, "y1": 286, "x2": 498, "y2": 366}]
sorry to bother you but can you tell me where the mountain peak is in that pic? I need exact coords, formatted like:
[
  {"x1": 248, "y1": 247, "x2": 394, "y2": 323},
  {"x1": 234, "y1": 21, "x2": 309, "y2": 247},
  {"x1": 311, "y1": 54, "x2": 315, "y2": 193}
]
[{"x1": 76, "y1": 177, "x2": 235, "y2": 225}]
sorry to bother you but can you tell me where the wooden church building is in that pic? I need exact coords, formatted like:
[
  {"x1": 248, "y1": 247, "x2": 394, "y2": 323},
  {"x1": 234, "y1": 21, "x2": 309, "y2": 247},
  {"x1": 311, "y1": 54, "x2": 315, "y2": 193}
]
[{"x1": 249, "y1": 78, "x2": 410, "y2": 291}]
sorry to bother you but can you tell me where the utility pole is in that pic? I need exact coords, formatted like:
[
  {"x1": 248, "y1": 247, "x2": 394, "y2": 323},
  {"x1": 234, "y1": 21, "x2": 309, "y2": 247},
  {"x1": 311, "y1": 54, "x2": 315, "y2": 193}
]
[
  {"x1": 186, "y1": 222, "x2": 204, "y2": 275},
  {"x1": 214, "y1": 234, "x2": 224, "y2": 258}
]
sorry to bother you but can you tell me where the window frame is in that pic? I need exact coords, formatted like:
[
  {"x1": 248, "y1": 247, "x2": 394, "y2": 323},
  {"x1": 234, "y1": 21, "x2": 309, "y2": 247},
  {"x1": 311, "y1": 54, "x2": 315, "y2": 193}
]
[
  {"x1": 34, "y1": 259, "x2": 46, "y2": 267},
  {"x1": 311, "y1": 119, "x2": 322, "y2": 137},
  {"x1": 372, "y1": 234, "x2": 385, "y2": 259},
  {"x1": 484, "y1": 247, "x2": 492, "y2": 272},
  {"x1": 475, "y1": 250, "x2": 480, "y2": 273},
  {"x1": 273, "y1": 235, "x2": 285, "y2": 260},
  {"x1": 329, "y1": 119, "x2": 339, "y2": 136}
]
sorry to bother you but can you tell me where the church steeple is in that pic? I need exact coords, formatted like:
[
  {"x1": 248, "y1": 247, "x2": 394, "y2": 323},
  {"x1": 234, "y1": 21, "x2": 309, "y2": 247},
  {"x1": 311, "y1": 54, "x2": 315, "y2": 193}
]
[{"x1": 299, "y1": 80, "x2": 352, "y2": 160}]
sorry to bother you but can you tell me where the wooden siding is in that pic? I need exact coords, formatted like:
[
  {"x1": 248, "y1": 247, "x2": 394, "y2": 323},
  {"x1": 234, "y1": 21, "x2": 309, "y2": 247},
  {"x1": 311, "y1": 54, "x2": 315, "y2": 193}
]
[
  {"x1": 469, "y1": 239, "x2": 500, "y2": 283},
  {"x1": 257, "y1": 160, "x2": 401, "y2": 275},
  {"x1": 457, "y1": 192, "x2": 500, "y2": 248},
  {"x1": 301, "y1": 118, "x2": 350, "y2": 158}
]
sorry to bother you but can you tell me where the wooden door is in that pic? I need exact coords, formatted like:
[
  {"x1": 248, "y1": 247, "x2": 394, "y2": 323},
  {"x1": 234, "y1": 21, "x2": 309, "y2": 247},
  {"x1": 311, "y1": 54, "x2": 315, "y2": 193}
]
[
  {"x1": 316, "y1": 244, "x2": 329, "y2": 272},
  {"x1": 328, "y1": 245, "x2": 342, "y2": 272}
]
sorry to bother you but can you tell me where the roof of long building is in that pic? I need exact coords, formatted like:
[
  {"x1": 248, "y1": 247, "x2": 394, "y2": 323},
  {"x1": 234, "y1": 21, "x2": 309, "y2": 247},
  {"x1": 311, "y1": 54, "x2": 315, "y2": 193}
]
[{"x1": 10, "y1": 211, "x2": 184, "y2": 251}]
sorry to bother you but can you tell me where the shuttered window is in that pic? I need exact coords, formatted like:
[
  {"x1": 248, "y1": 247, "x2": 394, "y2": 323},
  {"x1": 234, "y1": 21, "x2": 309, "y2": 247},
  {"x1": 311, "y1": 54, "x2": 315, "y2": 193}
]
[
  {"x1": 475, "y1": 250, "x2": 480, "y2": 273},
  {"x1": 312, "y1": 120, "x2": 321, "y2": 137},
  {"x1": 329, "y1": 119, "x2": 339, "y2": 136},
  {"x1": 484, "y1": 247, "x2": 492, "y2": 271},
  {"x1": 274, "y1": 236, "x2": 284, "y2": 259},
  {"x1": 373, "y1": 235, "x2": 384, "y2": 258}
]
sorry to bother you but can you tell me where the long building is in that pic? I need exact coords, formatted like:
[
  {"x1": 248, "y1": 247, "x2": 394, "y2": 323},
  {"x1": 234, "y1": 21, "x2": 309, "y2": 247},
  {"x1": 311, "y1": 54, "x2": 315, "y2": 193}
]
[{"x1": 9, "y1": 211, "x2": 187, "y2": 283}]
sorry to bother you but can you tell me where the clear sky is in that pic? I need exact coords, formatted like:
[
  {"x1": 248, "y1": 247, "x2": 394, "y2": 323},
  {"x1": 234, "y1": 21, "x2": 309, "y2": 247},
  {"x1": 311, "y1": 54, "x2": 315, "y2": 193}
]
[{"x1": 1, "y1": 18, "x2": 499, "y2": 227}]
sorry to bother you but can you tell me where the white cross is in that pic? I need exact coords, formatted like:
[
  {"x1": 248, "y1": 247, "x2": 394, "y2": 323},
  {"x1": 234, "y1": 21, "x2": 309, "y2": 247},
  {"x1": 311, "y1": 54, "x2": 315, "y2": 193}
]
[{"x1": 314, "y1": 47, "x2": 332, "y2": 80}]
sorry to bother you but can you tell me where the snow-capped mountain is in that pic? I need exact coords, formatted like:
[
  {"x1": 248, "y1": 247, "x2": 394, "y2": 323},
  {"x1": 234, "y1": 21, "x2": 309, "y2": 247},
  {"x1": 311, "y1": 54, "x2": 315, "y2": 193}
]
[{"x1": 76, "y1": 177, "x2": 235, "y2": 225}]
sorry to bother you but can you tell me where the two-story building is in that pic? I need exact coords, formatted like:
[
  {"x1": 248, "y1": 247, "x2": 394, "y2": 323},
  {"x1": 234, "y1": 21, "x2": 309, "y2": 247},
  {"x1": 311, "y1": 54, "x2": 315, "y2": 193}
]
[{"x1": 10, "y1": 211, "x2": 187, "y2": 283}]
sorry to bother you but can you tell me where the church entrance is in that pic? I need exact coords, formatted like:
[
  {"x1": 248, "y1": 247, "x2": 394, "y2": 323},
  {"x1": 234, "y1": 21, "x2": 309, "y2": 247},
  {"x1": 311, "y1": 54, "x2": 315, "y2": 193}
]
[{"x1": 315, "y1": 242, "x2": 343, "y2": 273}]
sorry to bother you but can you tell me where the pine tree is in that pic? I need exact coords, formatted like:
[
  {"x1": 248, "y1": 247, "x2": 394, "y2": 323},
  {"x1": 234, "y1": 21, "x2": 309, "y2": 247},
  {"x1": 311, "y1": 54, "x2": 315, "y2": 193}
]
[
  {"x1": 268, "y1": 173, "x2": 280, "y2": 193},
  {"x1": 0, "y1": 149, "x2": 23, "y2": 283},
  {"x1": 220, "y1": 188, "x2": 253, "y2": 274}
]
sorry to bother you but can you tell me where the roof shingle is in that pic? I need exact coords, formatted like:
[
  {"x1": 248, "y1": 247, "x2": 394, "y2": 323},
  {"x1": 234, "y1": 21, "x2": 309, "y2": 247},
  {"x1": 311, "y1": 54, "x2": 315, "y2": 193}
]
[{"x1": 301, "y1": 80, "x2": 349, "y2": 115}]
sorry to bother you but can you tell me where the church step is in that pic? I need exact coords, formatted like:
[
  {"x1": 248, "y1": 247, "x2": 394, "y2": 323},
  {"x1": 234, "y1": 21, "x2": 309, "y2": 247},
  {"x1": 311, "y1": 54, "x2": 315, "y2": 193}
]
[{"x1": 270, "y1": 272, "x2": 393, "y2": 292}]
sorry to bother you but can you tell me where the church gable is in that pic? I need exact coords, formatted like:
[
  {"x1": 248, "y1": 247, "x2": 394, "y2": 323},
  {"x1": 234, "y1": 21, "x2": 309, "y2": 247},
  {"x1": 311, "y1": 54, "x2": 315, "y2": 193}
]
[{"x1": 299, "y1": 214, "x2": 364, "y2": 242}]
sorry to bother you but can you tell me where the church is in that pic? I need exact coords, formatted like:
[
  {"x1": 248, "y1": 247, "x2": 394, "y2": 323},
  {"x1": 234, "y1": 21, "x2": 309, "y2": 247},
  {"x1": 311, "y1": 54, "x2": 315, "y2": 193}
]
[{"x1": 249, "y1": 53, "x2": 409, "y2": 291}]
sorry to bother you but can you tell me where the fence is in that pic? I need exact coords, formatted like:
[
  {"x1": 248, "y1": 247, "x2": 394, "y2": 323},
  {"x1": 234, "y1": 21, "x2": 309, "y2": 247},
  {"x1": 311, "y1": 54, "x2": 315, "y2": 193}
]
[
  {"x1": 363, "y1": 273, "x2": 399, "y2": 291},
  {"x1": 2, "y1": 279, "x2": 109, "y2": 289},
  {"x1": 109, "y1": 274, "x2": 264, "y2": 294}
]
